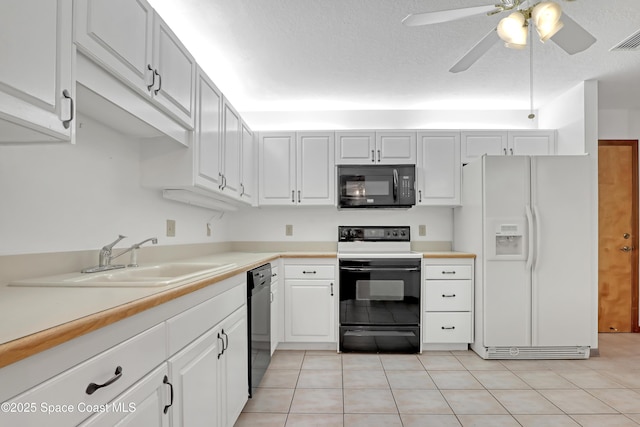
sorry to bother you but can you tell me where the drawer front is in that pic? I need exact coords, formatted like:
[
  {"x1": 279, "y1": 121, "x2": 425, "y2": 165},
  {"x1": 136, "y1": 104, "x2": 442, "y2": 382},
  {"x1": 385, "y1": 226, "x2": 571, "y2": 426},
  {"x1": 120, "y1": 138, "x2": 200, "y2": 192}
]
[
  {"x1": 425, "y1": 265, "x2": 472, "y2": 280},
  {"x1": 423, "y1": 312, "x2": 472, "y2": 343},
  {"x1": 271, "y1": 264, "x2": 280, "y2": 282},
  {"x1": 167, "y1": 283, "x2": 245, "y2": 356},
  {"x1": 424, "y1": 281, "x2": 471, "y2": 311},
  {"x1": 3, "y1": 323, "x2": 166, "y2": 427},
  {"x1": 285, "y1": 265, "x2": 335, "y2": 280}
]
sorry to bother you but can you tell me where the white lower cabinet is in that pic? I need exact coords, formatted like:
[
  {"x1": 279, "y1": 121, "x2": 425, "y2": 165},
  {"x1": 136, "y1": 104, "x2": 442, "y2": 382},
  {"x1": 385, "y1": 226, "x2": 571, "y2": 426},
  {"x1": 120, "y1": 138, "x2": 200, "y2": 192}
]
[
  {"x1": 270, "y1": 264, "x2": 280, "y2": 355},
  {"x1": 1, "y1": 273, "x2": 249, "y2": 427},
  {"x1": 2, "y1": 323, "x2": 167, "y2": 427},
  {"x1": 423, "y1": 259, "x2": 474, "y2": 345},
  {"x1": 283, "y1": 260, "x2": 336, "y2": 343},
  {"x1": 79, "y1": 364, "x2": 170, "y2": 427}
]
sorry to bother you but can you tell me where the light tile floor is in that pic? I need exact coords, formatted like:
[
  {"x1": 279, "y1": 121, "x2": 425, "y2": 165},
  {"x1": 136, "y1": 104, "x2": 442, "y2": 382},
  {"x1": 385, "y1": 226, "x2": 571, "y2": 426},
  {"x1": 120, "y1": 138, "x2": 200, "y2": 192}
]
[{"x1": 235, "y1": 333, "x2": 640, "y2": 427}]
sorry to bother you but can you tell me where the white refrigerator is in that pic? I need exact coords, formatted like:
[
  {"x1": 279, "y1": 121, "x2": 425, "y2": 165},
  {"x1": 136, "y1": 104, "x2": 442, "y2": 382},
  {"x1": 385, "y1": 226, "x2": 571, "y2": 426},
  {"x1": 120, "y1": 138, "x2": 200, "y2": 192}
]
[{"x1": 454, "y1": 155, "x2": 593, "y2": 359}]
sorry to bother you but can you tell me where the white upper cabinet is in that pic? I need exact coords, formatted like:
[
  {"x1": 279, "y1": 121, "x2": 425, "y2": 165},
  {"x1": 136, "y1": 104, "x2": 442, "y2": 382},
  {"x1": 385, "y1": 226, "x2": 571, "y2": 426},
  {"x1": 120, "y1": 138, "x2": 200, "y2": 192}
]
[
  {"x1": 240, "y1": 121, "x2": 255, "y2": 203},
  {"x1": 508, "y1": 130, "x2": 557, "y2": 156},
  {"x1": 335, "y1": 131, "x2": 416, "y2": 164},
  {"x1": 151, "y1": 15, "x2": 196, "y2": 128},
  {"x1": 0, "y1": 0, "x2": 74, "y2": 142},
  {"x1": 335, "y1": 131, "x2": 375, "y2": 164},
  {"x1": 376, "y1": 131, "x2": 417, "y2": 164},
  {"x1": 221, "y1": 99, "x2": 241, "y2": 198},
  {"x1": 194, "y1": 70, "x2": 223, "y2": 192},
  {"x1": 460, "y1": 131, "x2": 508, "y2": 164},
  {"x1": 75, "y1": 0, "x2": 195, "y2": 129},
  {"x1": 297, "y1": 132, "x2": 335, "y2": 205},
  {"x1": 259, "y1": 132, "x2": 297, "y2": 205},
  {"x1": 259, "y1": 131, "x2": 335, "y2": 206},
  {"x1": 416, "y1": 131, "x2": 461, "y2": 206},
  {"x1": 461, "y1": 130, "x2": 556, "y2": 163}
]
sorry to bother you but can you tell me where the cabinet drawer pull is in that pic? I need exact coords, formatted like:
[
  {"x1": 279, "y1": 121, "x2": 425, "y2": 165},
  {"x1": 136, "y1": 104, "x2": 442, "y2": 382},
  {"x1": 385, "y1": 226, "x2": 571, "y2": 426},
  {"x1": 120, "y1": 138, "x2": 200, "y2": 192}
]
[
  {"x1": 302, "y1": 270, "x2": 317, "y2": 274},
  {"x1": 85, "y1": 366, "x2": 123, "y2": 395},
  {"x1": 163, "y1": 375, "x2": 174, "y2": 414},
  {"x1": 442, "y1": 294, "x2": 456, "y2": 298},
  {"x1": 441, "y1": 271, "x2": 456, "y2": 275},
  {"x1": 441, "y1": 326, "x2": 456, "y2": 330}
]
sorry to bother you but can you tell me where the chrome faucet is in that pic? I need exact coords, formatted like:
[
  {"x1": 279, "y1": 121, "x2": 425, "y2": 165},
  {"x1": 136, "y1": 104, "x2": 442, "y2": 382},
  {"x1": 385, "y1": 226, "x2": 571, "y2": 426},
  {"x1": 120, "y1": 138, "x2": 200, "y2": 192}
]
[{"x1": 82, "y1": 235, "x2": 128, "y2": 273}]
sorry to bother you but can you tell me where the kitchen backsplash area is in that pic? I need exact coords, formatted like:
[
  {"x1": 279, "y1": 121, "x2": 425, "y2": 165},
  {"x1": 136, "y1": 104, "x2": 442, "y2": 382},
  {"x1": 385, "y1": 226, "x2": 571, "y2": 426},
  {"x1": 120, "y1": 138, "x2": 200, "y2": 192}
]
[{"x1": 0, "y1": 114, "x2": 232, "y2": 257}]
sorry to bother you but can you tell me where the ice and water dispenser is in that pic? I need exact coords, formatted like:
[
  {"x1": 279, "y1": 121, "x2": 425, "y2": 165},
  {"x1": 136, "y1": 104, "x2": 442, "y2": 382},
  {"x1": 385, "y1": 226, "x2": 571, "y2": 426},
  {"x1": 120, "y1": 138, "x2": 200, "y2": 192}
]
[{"x1": 487, "y1": 219, "x2": 527, "y2": 260}]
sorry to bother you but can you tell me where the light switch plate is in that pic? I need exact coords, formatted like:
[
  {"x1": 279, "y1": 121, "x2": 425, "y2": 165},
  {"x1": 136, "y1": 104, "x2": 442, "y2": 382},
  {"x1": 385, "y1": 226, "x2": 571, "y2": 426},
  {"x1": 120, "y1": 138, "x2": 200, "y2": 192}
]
[{"x1": 167, "y1": 219, "x2": 176, "y2": 237}]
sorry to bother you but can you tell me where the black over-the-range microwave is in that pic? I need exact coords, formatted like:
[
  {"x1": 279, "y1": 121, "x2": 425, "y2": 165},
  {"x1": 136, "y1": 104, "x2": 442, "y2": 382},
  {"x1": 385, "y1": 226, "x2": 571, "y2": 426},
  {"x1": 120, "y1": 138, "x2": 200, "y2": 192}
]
[{"x1": 337, "y1": 165, "x2": 416, "y2": 208}]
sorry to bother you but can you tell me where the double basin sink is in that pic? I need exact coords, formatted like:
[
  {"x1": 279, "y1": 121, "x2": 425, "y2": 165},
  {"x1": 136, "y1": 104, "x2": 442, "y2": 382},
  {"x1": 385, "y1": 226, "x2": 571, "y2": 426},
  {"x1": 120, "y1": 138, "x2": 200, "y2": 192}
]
[{"x1": 10, "y1": 262, "x2": 238, "y2": 288}]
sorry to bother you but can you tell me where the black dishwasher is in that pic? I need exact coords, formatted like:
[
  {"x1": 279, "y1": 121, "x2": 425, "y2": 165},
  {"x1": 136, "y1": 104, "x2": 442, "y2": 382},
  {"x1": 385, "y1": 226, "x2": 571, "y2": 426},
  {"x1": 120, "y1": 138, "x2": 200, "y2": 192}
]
[{"x1": 247, "y1": 263, "x2": 272, "y2": 397}]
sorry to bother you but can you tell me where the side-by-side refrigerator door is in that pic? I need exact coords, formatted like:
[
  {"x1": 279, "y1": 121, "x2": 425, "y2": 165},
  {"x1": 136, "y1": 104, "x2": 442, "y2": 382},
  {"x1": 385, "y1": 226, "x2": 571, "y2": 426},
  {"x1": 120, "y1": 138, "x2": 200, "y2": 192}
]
[
  {"x1": 483, "y1": 155, "x2": 532, "y2": 347},
  {"x1": 531, "y1": 156, "x2": 592, "y2": 346}
]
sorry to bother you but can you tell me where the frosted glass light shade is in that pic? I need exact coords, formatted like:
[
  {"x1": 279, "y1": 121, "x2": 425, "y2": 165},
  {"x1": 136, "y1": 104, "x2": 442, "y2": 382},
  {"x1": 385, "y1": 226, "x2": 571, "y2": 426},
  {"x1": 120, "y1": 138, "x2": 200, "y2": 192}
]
[
  {"x1": 532, "y1": 1, "x2": 563, "y2": 41},
  {"x1": 497, "y1": 12, "x2": 528, "y2": 49}
]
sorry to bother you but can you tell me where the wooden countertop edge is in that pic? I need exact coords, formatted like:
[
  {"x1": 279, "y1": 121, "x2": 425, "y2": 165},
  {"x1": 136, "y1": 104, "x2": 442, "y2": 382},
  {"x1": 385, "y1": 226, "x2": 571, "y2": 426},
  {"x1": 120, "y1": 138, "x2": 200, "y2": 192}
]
[{"x1": 0, "y1": 251, "x2": 475, "y2": 368}]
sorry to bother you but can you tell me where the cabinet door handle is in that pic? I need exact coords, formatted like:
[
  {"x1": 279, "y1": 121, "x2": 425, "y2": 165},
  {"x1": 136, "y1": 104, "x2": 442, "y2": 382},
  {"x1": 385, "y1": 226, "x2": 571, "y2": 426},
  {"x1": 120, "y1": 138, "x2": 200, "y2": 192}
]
[
  {"x1": 61, "y1": 89, "x2": 74, "y2": 129},
  {"x1": 377, "y1": 149, "x2": 381, "y2": 162},
  {"x1": 240, "y1": 183, "x2": 245, "y2": 196},
  {"x1": 222, "y1": 329, "x2": 229, "y2": 351},
  {"x1": 441, "y1": 326, "x2": 456, "y2": 330},
  {"x1": 291, "y1": 190, "x2": 295, "y2": 203},
  {"x1": 86, "y1": 366, "x2": 123, "y2": 395},
  {"x1": 330, "y1": 282, "x2": 334, "y2": 296},
  {"x1": 371, "y1": 150, "x2": 375, "y2": 163},
  {"x1": 218, "y1": 172, "x2": 224, "y2": 190},
  {"x1": 154, "y1": 69, "x2": 162, "y2": 95},
  {"x1": 163, "y1": 375, "x2": 174, "y2": 414},
  {"x1": 503, "y1": 148, "x2": 507, "y2": 155},
  {"x1": 442, "y1": 294, "x2": 456, "y2": 298},
  {"x1": 146, "y1": 64, "x2": 155, "y2": 91},
  {"x1": 509, "y1": 148, "x2": 514, "y2": 155},
  {"x1": 222, "y1": 174, "x2": 227, "y2": 190},
  {"x1": 217, "y1": 332, "x2": 225, "y2": 359},
  {"x1": 298, "y1": 190, "x2": 301, "y2": 203},
  {"x1": 418, "y1": 190, "x2": 422, "y2": 203}
]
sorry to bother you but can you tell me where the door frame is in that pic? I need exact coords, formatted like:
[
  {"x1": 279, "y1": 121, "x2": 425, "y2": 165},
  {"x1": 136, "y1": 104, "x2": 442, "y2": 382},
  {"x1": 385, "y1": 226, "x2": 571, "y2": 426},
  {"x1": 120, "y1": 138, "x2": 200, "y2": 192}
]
[{"x1": 598, "y1": 139, "x2": 640, "y2": 333}]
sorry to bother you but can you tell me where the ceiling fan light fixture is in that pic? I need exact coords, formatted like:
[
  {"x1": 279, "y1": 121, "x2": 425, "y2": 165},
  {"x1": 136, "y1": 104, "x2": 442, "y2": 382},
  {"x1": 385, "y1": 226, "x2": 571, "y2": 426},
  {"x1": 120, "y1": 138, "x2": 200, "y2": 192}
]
[
  {"x1": 497, "y1": 12, "x2": 528, "y2": 49},
  {"x1": 531, "y1": 1, "x2": 563, "y2": 42}
]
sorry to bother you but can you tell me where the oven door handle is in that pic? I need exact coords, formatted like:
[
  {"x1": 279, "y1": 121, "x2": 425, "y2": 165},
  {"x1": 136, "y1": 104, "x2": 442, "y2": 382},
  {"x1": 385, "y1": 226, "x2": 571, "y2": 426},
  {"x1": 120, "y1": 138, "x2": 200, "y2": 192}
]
[{"x1": 340, "y1": 266, "x2": 420, "y2": 272}]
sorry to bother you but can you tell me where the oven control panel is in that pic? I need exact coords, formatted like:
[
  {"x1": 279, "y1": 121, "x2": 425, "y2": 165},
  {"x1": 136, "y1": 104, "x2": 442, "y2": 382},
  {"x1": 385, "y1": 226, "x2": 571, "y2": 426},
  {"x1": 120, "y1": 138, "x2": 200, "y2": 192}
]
[{"x1": 338, "y1": 226, "x2": 410, "y2": 242}]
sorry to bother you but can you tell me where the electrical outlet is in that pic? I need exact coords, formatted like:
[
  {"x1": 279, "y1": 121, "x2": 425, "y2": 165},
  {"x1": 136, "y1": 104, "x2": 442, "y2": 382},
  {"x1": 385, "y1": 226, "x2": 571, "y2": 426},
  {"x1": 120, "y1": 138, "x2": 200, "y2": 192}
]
[
  {"x1": 419, "y1": 225, "x2": 426, "y2": 236},
  {"x1": 285, "y1": 224, "x2": 293, "y2": 236},
  {"x1": 166, "y1": 219, "x2": 176, "y2": 237}
]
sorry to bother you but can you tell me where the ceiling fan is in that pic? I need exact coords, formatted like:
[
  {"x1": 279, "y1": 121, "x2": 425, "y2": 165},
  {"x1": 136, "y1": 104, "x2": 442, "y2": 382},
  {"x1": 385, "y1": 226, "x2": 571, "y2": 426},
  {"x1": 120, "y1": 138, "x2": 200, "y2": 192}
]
[{"x1": 402, "y1": 0, "x2": 596, "y2": 73}]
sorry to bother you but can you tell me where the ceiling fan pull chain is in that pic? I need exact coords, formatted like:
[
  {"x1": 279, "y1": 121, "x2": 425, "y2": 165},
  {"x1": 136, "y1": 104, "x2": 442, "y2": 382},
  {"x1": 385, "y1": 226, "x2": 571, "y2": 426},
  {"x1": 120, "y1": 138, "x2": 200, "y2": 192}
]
[{"x1": 528, "y1": 24, "x2": 535, "y2": 120}]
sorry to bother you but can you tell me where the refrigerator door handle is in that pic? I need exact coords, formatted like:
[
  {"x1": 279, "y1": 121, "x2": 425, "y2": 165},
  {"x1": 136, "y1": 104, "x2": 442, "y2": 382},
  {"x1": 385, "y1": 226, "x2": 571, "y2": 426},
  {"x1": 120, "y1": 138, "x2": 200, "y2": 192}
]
[
  {"x1": 525, "y1": 204, "x2": 534, "y2": 271},
  {"x1": 533, "y1": 205, "x2": 541, "y2": 270}
]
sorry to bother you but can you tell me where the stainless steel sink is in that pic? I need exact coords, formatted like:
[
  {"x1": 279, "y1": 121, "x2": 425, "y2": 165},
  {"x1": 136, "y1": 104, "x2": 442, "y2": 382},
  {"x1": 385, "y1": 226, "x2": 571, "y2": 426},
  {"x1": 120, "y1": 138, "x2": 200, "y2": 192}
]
[{"x1": 9, "y1": 262, "x2": 238, "y2": 288}]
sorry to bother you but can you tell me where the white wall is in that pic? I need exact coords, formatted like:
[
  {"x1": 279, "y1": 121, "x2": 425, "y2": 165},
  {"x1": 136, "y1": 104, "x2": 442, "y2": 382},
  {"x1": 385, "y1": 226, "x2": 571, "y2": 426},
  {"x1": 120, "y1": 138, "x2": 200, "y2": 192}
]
[
  {"x1": 226, "y1": 206, "x2": 453, "y2": 242},
  {"x1": 599, "y1": 109, "x2": 640, "y2": 140},
  {"x1": 243, "y1": 109, "x2": 539, "y2": 131},
  {"x1": 0, "y1": 115, "x2": 230, "y2": 256},
  {"x1": 538, "y1": 81, "x2": 596, "y2": 155}
]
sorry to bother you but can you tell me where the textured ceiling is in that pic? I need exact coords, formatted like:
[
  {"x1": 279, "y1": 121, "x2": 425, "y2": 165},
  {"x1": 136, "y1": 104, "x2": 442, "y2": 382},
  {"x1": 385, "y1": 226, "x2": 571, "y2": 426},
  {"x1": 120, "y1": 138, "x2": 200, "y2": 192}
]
[{"x1": 147, "y1": 0, "x2": 640, "y2": 113}]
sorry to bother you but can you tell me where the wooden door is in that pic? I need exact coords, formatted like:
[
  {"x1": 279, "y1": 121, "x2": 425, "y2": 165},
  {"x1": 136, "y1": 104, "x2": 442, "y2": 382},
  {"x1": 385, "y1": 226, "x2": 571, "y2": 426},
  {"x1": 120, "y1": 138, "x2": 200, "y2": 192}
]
[{"x1": 598, "y1": 140, "x2": 639, "y2": 333}]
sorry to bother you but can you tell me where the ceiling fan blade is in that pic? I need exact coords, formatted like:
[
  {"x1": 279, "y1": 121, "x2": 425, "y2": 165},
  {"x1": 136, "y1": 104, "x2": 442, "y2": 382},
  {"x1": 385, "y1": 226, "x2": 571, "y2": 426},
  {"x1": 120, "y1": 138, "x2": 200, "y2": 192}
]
[
  {"x1": 402, "y1": 4, "x2": 498, "y2": 26},
  {"x1": 449, "y1": 28, "x2": 500, "y2": 73},
  {"x1": 550, "y1": 12, "x2": 596, "y2": 54}
]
